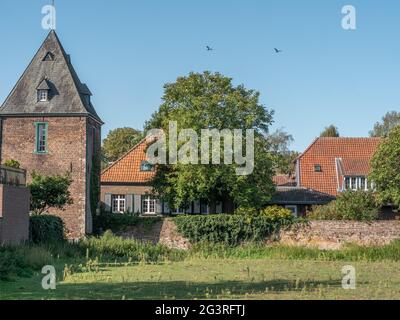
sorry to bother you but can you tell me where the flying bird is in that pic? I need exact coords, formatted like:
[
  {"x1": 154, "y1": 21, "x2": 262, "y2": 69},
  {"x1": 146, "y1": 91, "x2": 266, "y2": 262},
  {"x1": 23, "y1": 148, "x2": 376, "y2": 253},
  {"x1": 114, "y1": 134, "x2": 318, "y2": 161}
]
[
  {"x1": 206, "y1": 46, "x2": 214, "y2": 51},
  {"x1": 274, "y1": 48, "x2": 283, "y2": 53}
]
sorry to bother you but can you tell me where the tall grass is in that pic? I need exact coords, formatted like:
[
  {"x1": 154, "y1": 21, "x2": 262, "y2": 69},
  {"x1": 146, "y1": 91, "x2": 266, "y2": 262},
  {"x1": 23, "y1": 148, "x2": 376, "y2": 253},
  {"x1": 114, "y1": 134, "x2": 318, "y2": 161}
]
[
  {"x1": 189, "y1": 241, "x2": 400, "y2": 262},
  {"x1": 2, "y1": 234, "x2": 400, "y2": 282}
]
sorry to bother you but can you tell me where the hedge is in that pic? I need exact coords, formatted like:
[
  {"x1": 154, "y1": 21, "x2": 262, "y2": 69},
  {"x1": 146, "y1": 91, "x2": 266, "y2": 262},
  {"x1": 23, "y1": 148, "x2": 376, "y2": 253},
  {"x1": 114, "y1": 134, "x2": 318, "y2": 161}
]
[
  {"x1": 29, "y1": 215, "x2": 65, "y2": 243},
  {"x1": 174, "y1": 214, "x2": 297, "y2": 246}
]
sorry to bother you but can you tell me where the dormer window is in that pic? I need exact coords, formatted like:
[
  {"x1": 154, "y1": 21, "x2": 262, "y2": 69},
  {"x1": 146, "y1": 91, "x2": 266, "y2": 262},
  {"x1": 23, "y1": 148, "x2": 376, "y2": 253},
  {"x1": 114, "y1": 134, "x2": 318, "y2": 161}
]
[
  {"x1": 38, "y1": 89, "x2": 48, "y2": 102},
  {"x1": 36, "y1": 79, "x2": 51, "y2": 102},
  {"x1": 140, "y1": 161, "x2": 154, "y2": 172},
  {"x1": 314, "y1": 164, "x2": 322, "y2": 172}
]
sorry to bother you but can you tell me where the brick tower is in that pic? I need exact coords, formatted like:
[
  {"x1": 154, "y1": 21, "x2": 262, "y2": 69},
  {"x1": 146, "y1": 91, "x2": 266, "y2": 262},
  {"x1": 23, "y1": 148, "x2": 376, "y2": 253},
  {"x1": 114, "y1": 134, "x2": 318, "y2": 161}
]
[{"x1": 0, "y1": 30, "x2": 103, "y2": 238}]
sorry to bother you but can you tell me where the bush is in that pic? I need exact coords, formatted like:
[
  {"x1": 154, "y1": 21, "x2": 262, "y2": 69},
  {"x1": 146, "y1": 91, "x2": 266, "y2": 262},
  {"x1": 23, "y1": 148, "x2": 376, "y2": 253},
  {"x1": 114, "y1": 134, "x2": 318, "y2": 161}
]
[
  {"x1": 93, "y1": 211, "x2": 161, "y2": 234},
  {"x1": 260, "y1": 206, "x2": 293, "y2": 220},
  {"x1": 174, "y1": 214, "x2": 297, "y2": 246},
  {"x1": 3, "y1": 159, "x2": 20, "y2": 169},
  {"x1": 308, "y1": 190, "x2": 379, "y2": 221},
  {"x1": 28, "y1": 172, "x2": 73, "y2": 215},
  {"x1": 234, "y1": 207, "x2": 258, "y2": 216},
  {"x1": 29, "y1": 215, "x2": 65, "y2": 243}
]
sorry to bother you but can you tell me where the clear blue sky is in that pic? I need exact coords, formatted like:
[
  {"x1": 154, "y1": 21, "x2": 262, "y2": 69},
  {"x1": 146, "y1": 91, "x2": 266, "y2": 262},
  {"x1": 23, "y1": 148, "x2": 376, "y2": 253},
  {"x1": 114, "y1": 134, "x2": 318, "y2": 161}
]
[{"x1": 1, "y1": 0, "x2": 399, "y2": 151}]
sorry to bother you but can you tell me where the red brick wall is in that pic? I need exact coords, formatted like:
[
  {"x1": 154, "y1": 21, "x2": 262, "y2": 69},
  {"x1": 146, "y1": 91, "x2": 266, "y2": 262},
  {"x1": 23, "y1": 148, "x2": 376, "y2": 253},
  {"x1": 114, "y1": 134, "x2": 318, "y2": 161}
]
[
  {"x1": 0, "y1": 116, "x2": 101, "y2": 238},
  {"x1": 0, "y1": 185, "x2": 30, "y2": 246}
]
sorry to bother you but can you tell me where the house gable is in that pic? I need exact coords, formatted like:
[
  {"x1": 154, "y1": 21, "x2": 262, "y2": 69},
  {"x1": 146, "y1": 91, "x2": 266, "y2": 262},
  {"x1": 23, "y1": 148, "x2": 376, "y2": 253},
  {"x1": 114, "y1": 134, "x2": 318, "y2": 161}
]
[{"x1": 297, "y1": 137, "x2": 382, "y2": 196}]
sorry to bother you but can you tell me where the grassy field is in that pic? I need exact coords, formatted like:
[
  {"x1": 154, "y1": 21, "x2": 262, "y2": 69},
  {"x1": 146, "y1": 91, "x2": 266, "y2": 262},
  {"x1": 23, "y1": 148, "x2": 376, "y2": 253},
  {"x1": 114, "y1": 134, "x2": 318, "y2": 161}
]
[{"x1": 1, "y1": 258, "x2": 400, "y2": 300}]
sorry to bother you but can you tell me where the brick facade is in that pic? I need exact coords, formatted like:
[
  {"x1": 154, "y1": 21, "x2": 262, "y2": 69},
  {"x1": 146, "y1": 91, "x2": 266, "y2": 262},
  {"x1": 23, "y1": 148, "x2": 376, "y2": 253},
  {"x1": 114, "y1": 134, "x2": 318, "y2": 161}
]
[{"x1": 0, "y1": 116, "x2": 101, "y2": 238}]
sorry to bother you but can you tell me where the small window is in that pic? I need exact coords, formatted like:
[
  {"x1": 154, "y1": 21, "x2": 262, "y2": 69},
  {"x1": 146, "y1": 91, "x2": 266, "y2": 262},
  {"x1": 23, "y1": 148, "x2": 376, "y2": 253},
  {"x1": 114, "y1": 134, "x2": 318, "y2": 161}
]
[
  {"x1": 112, "y1": 195, "x2": 126, "y2": 213},
  {"x1": 37, "y1": 90, "x2": 48, "y2": 102},
  {"x1": 35, "y1": 123, "x2": 48, "y2": 154},
  {"x1": 142, "y1": 196, "x2": 156, "y2": 214},
  {"x1": 359, "y1": 177, "x2": 366, "y2": 190},
  {"x1": 43, "y1": 52, "x2": 55, "y2": 61},
  {"x1": 140, "y1": 161, "x2": 154, "y2": 172},
  {"x1": 345, "y1": 177, "x2": 351, "y2": 190},
  {"x1": 314, "y1": 165, "x2": 322, "y2": 172}
]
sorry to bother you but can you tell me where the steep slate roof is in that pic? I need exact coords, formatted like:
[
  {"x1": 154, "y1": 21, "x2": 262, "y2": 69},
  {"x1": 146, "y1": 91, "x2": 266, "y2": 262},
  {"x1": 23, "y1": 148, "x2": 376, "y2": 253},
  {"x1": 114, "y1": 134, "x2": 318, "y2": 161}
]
[
  {"x1": 101, "y1": 138, "x2": 156, "y2": 184},
  {"x1": 298, "y1": 137, "x2": 382, "y2": 196},
  {"x1": 0, "y1": 30, "x2": 102, "y2": 123},
  {"x1": 270, "y1": 187, "x2": 335, "y2": 205}
]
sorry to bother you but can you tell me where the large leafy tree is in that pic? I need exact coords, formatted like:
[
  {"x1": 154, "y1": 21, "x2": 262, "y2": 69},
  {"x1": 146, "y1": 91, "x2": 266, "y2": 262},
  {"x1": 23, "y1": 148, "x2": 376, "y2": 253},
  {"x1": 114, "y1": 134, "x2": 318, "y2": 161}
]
[
  {"x1": 370, "y1": 111, "x2": 400, "y2": 137},
  {"x1": 369, "y1": 126, "x2": 400, "y2": 208},
  {"x1": 145, "y1": 71, "x2": 275, "y2": 211},
  {"x1": 320, "y1": 125, "x2": 340, "y2": 137},
  {"x1": 102, "y1": 128, "x2": 142, "y2": 163}
]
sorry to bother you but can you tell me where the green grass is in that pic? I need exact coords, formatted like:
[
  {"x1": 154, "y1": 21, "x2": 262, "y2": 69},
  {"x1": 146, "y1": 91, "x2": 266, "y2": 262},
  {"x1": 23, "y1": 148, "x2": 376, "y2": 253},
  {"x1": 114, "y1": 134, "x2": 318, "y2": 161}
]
[
  {"x1": 2, "y1": 235, "x2": 400, "y2": 300},
  {"x1": 1, "y1": 258, "x2": 400, "y2": 300}
]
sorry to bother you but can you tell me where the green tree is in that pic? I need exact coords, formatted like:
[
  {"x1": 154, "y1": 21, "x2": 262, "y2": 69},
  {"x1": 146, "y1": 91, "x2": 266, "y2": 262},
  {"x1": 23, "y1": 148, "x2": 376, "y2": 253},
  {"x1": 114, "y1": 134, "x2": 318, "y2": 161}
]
[
  {"x1": 28, "y1": 172, "x2": 73, "y2": 215},
  {"x1": 369, "y1": 111, "x2": 400, "y2": 137},
  {"x1": 369, "y1": 126, "x2": 400, "y2": 208},
  {"x1": 320, "y1": 125, "x2": 340, "y2": 137},
  {"x1": 267, "y1": 128, "x2": 300, "y2": 175},
  {"x1": 102, "y1": 128, "x2": 142, "y2": 163},
  {"x1": 145, "y1": 71, "x2": 275, "y2": 211}
]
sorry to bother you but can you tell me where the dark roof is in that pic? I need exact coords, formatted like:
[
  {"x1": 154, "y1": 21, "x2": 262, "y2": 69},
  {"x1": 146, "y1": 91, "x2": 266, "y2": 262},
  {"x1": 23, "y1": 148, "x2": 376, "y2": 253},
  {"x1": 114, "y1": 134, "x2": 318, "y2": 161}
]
[
  {"x1": 36, "y1": 78, "x2": 51, "y2": 90},
  {"x1": 0, "y1": 30, "x2": 103, "y2": 123},
  {"x1": 270, "y1": 187, "x2": 335, "y2": 205}
]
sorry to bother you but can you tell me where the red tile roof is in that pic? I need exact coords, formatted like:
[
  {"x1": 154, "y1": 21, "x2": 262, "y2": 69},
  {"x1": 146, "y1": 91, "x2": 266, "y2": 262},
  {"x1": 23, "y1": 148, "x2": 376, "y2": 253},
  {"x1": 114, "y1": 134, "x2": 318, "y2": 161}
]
[
  {"x1": 298, "y1": 137, "x2": 382, "y2": 196},
  {"x1": 101, "y1": 138, "x2": 156, "y2": 184},
  {"x1": 273, "y1": 174, "x2": 296, "y2": 187}
]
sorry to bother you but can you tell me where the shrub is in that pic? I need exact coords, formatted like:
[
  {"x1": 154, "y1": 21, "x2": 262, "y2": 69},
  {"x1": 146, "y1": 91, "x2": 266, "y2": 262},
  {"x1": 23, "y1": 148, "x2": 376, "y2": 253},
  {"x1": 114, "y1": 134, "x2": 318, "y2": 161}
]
[
  {"x1": 234, "y1": 207, "x2": 258, "y2": 216},
  {"x1": 174, "y1": 214, "x2": 297, "y2": 246},
  {"x1": 3, "y1": 159, "x2": 20, "y2": 169},
  {"x1": 93, "y1": 211, "x2": 161, "y2": 234},
  {"x1": 308, "y1": 190, "x2": 379, "y2": 221},
  {"x1": 29, "y1": 215, "x2": 65, "y2": 243},
  {"x1": 260, "y1": 206, "x2": 293, "y2": 220}
]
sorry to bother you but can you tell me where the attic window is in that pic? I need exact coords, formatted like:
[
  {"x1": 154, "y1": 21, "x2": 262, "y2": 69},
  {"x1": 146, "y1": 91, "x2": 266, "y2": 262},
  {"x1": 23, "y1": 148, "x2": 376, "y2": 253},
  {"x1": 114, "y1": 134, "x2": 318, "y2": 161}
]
[
  {"x1": 314, "y1": 164, "x2": 322, "y2": 172},
  {"x1": 141, "y1": 161, "x2": 154, "y2": 172},
  {"x1": 43, "y1": 52, "x2": 55, "y2": 61},
  {"x1": 37, "y1": 90, "x2": 48, "y2": 102}
]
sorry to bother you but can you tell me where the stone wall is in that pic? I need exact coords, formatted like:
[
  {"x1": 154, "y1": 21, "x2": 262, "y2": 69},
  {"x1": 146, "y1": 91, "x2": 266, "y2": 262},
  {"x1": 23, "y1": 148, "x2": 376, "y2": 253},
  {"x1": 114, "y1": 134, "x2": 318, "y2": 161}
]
[
  {"x1": 279, "y1": 220, "x2": 400, "y2": 250},
  {"x1": 0, "y1": 184, "x2": 30, "y2": 246}
]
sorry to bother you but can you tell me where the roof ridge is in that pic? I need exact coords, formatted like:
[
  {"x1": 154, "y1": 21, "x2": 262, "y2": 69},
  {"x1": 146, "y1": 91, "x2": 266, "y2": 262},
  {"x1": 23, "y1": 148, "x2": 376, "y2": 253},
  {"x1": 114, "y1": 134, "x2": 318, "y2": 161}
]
[{"x1": 101, "y1": 136, "x2": 148, "y2": 176}]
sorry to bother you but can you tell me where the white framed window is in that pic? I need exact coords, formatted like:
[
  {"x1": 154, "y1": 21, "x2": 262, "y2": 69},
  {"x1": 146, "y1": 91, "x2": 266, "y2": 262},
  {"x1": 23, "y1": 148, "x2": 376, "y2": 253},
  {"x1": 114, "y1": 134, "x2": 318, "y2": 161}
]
[
  {"x1": 111, "y1": 195, "x2": 126, "y2": 213},
  {"x1": 142, "y1": 196, "x2": 156, "y2": 214},
  {"x1": 38, "y1": 89, "x2": 48, "y2": 102},
  {"x1": 344, "y1": 176, "x2": 370, "y2": 191},
  {"x1": 285, "y1": 205, "x2": 298, "y2": 217}
]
